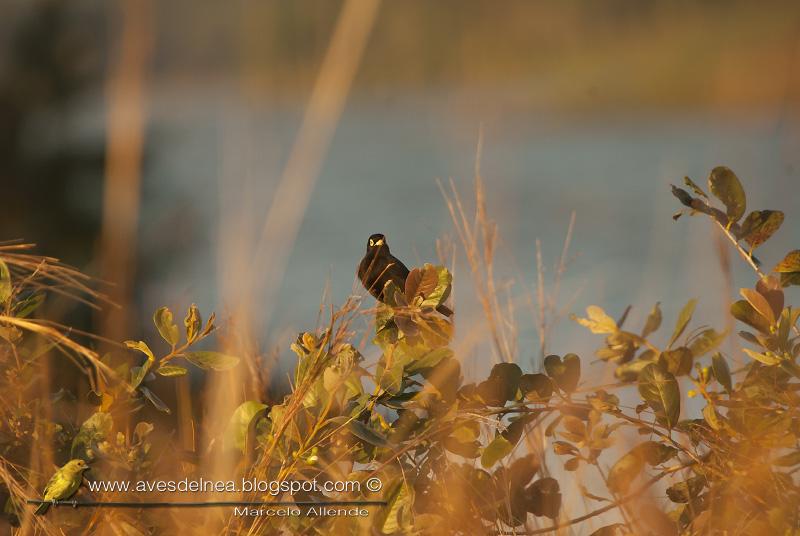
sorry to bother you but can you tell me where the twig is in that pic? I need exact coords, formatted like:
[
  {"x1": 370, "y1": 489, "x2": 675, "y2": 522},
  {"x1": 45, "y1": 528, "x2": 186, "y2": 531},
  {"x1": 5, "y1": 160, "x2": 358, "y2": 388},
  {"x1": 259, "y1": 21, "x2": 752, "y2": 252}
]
[{"x1": 713, "y1": 219, "x2": 765, "y2": 278}]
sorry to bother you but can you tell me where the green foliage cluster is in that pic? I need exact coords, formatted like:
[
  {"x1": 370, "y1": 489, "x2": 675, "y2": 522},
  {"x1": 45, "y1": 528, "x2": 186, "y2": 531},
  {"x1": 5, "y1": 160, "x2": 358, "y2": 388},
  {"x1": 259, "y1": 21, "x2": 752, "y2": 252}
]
[
  {"x1": 0, "y1": 167, "x2": 798, "y2": 534},
  {"x1": 233, "y1": 263, "x2": 564, "y2": 534},
  {"x1": 0, "y1": 275, "x2": 241, "y2": 532}
]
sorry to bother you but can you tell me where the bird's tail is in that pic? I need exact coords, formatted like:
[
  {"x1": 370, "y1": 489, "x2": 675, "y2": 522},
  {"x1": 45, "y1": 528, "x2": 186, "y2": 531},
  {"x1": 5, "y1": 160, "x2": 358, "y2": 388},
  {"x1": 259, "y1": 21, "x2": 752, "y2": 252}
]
[
  {"x1": 34, "y1": 502, "x2": 50, "y2": 515},
  {"x1": 436, "y1": 304, "x2": 454, "y2": 317}
]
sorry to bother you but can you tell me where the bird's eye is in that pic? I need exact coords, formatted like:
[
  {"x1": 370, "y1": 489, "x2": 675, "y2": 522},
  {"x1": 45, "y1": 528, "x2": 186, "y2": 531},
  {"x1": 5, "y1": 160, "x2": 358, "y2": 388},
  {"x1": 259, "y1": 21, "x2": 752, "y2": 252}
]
[
  {"x1": 369, "y1": 239, "x2": 374, "y2": 246},
  {"x1": 375, "y1": 239, "x2": 384, "y2": 246}
]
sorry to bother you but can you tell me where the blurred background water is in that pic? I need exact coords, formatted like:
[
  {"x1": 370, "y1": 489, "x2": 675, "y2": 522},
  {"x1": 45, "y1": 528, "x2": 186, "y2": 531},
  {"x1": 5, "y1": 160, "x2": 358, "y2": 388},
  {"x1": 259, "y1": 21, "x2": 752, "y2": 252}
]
[{"x1": 2, "y1": 0, "x2": 799, "y2": 381}]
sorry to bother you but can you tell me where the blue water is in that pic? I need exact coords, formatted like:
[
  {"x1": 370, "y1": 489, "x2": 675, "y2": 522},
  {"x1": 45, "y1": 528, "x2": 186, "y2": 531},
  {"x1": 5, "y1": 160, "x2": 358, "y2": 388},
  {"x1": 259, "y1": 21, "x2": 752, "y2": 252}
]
[{"x1": 118, "y1": 92, "x2": 800, "y2": 378}]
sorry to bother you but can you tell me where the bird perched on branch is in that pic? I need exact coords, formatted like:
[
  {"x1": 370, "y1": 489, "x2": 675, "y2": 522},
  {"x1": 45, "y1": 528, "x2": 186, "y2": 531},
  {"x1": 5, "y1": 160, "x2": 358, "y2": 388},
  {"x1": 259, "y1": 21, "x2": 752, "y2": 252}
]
[
  {"x1": 357, "y1": 233, "x2": 453, "y2": 317},
  {"x1": 34, "y1": 459, "x2": 90, "y2": 515}
]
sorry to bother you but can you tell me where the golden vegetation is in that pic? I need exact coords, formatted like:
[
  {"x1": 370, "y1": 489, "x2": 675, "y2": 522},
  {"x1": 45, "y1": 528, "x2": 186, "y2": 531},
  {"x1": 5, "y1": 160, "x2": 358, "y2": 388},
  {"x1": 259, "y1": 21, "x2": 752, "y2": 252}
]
[{"x1": 1, "y1": 167, "x2": 799, "y2": 534}]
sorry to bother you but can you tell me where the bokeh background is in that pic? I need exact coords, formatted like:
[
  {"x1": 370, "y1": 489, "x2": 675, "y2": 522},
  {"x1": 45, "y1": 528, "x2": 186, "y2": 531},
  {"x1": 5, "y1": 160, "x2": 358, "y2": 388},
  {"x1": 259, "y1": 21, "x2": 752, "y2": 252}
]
[{"x1": 2, "y1": 0, "x2": 800, "y2": 389}]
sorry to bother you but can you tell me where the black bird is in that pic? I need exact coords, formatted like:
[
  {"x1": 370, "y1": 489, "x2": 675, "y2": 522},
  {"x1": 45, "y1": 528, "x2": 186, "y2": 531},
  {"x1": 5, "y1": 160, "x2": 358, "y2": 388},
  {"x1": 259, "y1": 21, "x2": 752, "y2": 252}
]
[{"x1": 357, "y1": 233, "x2": 453, "y2": 317}]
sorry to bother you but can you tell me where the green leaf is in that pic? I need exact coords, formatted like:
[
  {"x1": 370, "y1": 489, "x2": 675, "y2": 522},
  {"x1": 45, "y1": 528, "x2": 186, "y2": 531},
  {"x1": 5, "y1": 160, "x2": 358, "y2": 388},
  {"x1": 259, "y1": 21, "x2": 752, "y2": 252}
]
[
  {"x1": 183, "y1": 351, "x2": 240, "y2": 371},
  {"x1": 553, "y1": 441, "x2": 579, "y2": 456},
  {"x1": 519, "y1": 374, "x2": 553, "y2": 402},
  {"x1": 638, "y1": 364, "x2": 680, "y2": 428},
  {"x1": 708, "y1": 166, "x2": 746, "y2": 222},
  {"x1": 571, "y1": 306, "x2": 618, "y2": 334},
  {"x1": 481, "y1": 435, "x2": 514, "y2": 468},
  {"x1": 379, "y1": 479, "x2": 412, "y2": 534},
  {"x1": 666, "y1": 476, "x2": 705, "y2": 503},
  {"x1": 488, "y1": 362, "x2": 523, "y2": 401},
  {"x1": 756, "y1": 276, "x2": 784, "y2": 319},
  {"x1": 668, "y1": 299, "x2": 696, "y2": 348},
  {"x1": 404, "y1": 265, "x2": 438, "y2": 300},
  {"x1": 378, "y1": 357, "x2": 405, "y2": 395},
  {"x1": 423, "y1": 357, "x2": 461, "y2": 399},
  {"x1": 773, "y1": 250, "x2": 800, "y2": 273},
  {"x1": 156, "y1": 365, "x2": 188, "y2": 377},
  {"x1": 607, "y1": 449, "x2": 645, "y2": 493},
  {"x1": 688, "y1": 328, "x2": 726, "y2": 357},
  {"x1": 683, "y1": 176, "x2": 708, "y2": 199},
  {"x1": 184, "y1": 303, "x2": 202, "y2": 342},
  {"x1": 226, "y1": 401, "x2": 268, "y2": 453},
  {"x1": 544, "y1": 354, "x2": 580, "y2": 393},
  {"x1": 779, "y1": 272, "x2": 800, "y2": 287},
  {"x1": 711, "y1": 352, "x2": 732, "y2": 392},
  {"x1": 419, "y1": 264, "x2": 452, "y2": 308},
  {"x1": 703, "y1": 404, "x2": 722, "y2": 430},
  {"x1": 641, "y1": 302, "x2": 662, "y2": 337},
  {"x1": 561, "y1": 353, "x2": 581, "y2": 392},
  {"x1": 503, "y1": 414, "x2": 536, "y2": 445},
  {"x1": 442, "y1": 436, "x2": 480, "y2": 458},
  {"x1": 348, "y1": 420, "x2": 389, "y2": 447},
  {"x1": 740, "y1": 288, "x2": 776, "y2": 326},
  {"x1": 731, "y1": 299, "x2": 771, "y2": 334},
  {"x1": 614, "y1": 359, "x2": 653, "y2": 382},
  {"x1": 525, "y1": 477, "x2": 561, "y2": 519},
  {"x1": 658, "y1": 347, "x2": 693, "y2": 376},
  {"x1": 740, "y1": 210, "x2": 784, "y2": 249},
  {"x1": 405, "y1": 347, "x2": 452, "y2": 375},
  {"x1": 742, "y1": 348, "x2": 782, "y2": 366},
  {"x1": 417, "y1": 316, "x2": 453, "y2": 347},
  {"x1": 125, "y1": 340, "x2": 155, "y2": 361},
  {"x1": 322, "y1": 366, "x2": 344, "y2": 392},
  {"x1": 561, "y1": 416, "x2": 585, "y2": 438},
  {"x1": 544, "y1": 356, "x2": 566, "y2": 384},
  {"x1": 14, "y1": 293, "x2": 44, "y2": 318},
  {"x1": 774, "y1": 250, "x2": 800, "y2": 287},
  {"x1": 130, "y1": 366, "x2": 148, "y2": 389},
  {"x1": 509, "y1": 454, "x2": 542, "y2": 488},
  {"x1": 139, "y1": 386, "x2": 171, "y2": 414},
  {"x1": 134, "y1": 421, "x2": 154, "y2": 441},
  {"x1": 449, "y1": 421, "x2": 480, "y2": 444},
  {"x1": 632, "y1": 441, "x2": 678, "y2": 466},
  {"x1": 607, "y1": 441, "x2": 676, "y2": 495},
  {"x1": 71, "y1": 412, "x2": 113, "y2": 458},
  {"x1": 153, "y1": 306, "x2": 180, "y2": 346},
  {"x1": 671, "y1": 185, "x2": 696, "y2": 208},
  {"x1": 0, "y1": 259, "x2": 10, "y2": 304},
  {"x1": 588, "y1": 390, "x2": 620, "y2": 412},
  {"x1": 125, "y1": 340, "x2": 155, "y2": 388}
]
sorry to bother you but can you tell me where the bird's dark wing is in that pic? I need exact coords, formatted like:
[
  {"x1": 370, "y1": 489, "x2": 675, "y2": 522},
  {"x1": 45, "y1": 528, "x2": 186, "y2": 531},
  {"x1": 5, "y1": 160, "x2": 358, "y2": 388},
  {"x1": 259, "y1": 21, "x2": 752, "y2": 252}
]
[
  {"x1": 383, "y1": 254, "x2": 410, "y2": 287},
  {"x1": 374, "y1": 254, "x2": 409, "y2": 301},
  {"x1": 358, "y1": 252, "x2": 410, "y2": 302},
  {"x1": 357, "y1": 253, "x2": 384, "y2": 300}
]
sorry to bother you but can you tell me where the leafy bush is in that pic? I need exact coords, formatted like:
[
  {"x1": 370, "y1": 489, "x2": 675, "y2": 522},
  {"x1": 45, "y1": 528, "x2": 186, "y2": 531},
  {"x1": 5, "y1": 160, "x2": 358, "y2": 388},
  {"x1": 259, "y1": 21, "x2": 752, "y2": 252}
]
[{"x1": 0, "y1": 166, "x2": 798, "y2": 534}]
